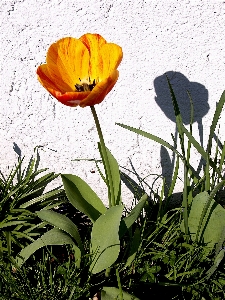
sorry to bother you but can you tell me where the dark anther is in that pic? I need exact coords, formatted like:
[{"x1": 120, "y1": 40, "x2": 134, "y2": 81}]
[
  {"x1": 75, "y1": 79, "x2": 96, "y2": 92},
  {"x1": 89, "y1": 79, "x2": 96, "y2": 91},
  {"x1": 75, "y1": 84, "x2": 84, "y2": 92}
]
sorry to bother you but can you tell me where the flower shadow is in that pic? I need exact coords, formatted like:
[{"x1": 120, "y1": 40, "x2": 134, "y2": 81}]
[{"x1": 154, "y1": 71, "x2": 209, "y2": 198}]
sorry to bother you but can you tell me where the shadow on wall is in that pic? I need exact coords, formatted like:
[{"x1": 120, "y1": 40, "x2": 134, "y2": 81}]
[
  {"x1": 13, "y1": 142, "x2": 22, "y2": 158},
  {"x1": 154, "y1": 71, "x2": 209, "y2": 198}
]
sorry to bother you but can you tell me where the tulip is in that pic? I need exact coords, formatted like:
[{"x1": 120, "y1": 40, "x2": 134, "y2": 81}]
[{"x1": 37, "y1": 33, "x2": 123, "y2": 107}]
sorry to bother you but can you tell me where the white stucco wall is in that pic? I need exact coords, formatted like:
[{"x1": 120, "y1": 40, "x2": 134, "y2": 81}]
[{"x1": 1, "y1": 0, "x2": 225, "y2": 207}]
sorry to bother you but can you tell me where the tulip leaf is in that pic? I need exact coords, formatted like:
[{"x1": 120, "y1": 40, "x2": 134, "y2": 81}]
[
  {"x1": 184, "y1": 191, "x2": 225, "y2": 252},
  {"x1": 36, "y1": 210, "x2": 84, "y2": 254},
  {"x1": 119, "y1": 193, "x2": 147, "y2": 238},
  {"x1": 61, "y1": 174, "x2": 106, "y2": 222},
  {"x1": 125, "y1": 227, "x2": 141, "y2": 268},
  {"x1": 90, "y1": 205, "x2": 124, "y2": 274},
  {"x1": 206, "y1": 249, "x2": 225, "y2": 279},
  {"x1": 98, "y1": 143, "x2": 121, "y2": 206},
  {"x1": 16, "y1": 228, "x2": 76, "y2": 267},
  {"x1": 101, "y1": 286, "x2": 140, "y2": 300}
]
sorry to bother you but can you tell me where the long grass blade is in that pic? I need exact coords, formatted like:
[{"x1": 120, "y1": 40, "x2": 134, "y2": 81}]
[
  {"x1": 166, "y1": 75, "x2": 185, "y2": 158},
  {"x1": 182, "y1": 125, "x2": 222, "y2": 179},
  {"x1": 207, "y1": 90, "x2": 225, "y2": 154},
  {"x1": 117, "y1": 123, "x2": 200, "y2": 181},
  {"x1": 168, "y1": 155, "x2": 179, "y2": 198}
]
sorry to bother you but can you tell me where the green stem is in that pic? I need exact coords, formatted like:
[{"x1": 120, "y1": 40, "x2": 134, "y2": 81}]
[
  {"x1": 116, "y1": 268, "x2": 123, "y2": 300},
  {"x1": 183, "y1": 163, "x2": 189, "y2": 243},
  {"x1": 90, "y1": 106, "x2": 115, "y2": 207}
]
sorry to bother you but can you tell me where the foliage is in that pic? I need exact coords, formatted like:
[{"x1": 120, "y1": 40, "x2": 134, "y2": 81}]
[
  {"x1": 115, "y1": 78, "x2": 225, "y2": 299},
  {"x1": 1, "y1": 76, "x2": 225, "y2": 299},
  {"x1": 0, "y1": 149, "x2": 65, "y2": 261},
  {"x1": 0, "y1": 247, "x2": 91, "y2": 300}
]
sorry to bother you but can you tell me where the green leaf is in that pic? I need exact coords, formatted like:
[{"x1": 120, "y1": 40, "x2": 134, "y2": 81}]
[
  {"x1": 206, "y1": 249, "x2": 225, "y2": 279},
  {"x1": 116, "y1": 123, "x2": 200, "y2": 181},
  {"x1": 98, "y1": 144, "x2": 121, "y2": 206},
  {"x1": 37, "y1": 210, "x2": 84, "y2": 254},
  {"x1": 168, "y1": 155, "x2": 179, "y2": 198},
  {"x1": 184, "y1": 191, "x2": 225, "y2": 251},
  {"x1": 166, "y1": 75, "x2": 185, "y2": 157},
  {"x1": 120, "y1": 172, "x2": 145, "y2": 200},
  {"x1": 19, "y1": 189, "x2": 63, "y2": 208},
  {"x1": 0, "y1": 221, "x2": 26, "y2": 229},
  {"x1": 101, "y1": 287, "x2": 140, "y2": 300},
  {"x1": 125, "y1": 227, "x2": 141, "y2": 267},
  {"x1": 182, "y1": 125, "x2": 222, "y2": 178},
  {"x1": 10, "y1": 230, "x2": 35, "y2": 242},
  {"x1": 16, "y1": 228, "x2": 75, "y2": 267},
  {"x1": 90, "y1": 205, "x2": 124, "y2": 274},
  {"x1": 116, "y1": 123, "x2": 180, "y2": 157},
  {"x1": 119, "y1": 194, "x2": 147, "y2": 238},
  {"x1": 61, "y1": 174, "x2": 106, "y2": 222},
  {"x1": 207, "y1": 90, "x2": 225, "y2": 154}
]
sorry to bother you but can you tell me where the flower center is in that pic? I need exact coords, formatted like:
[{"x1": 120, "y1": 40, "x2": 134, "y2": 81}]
[{"x1": 75, "y1": 78, "x2": 97, "y2": 92}]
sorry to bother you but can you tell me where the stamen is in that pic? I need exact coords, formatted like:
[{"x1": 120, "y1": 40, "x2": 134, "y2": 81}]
[
  {"x1": 75, "y1": 78, "x2": 97, "y2": 92},
  {"x1": 75, "y1": 83, "x2": 84, "y2": 92}
]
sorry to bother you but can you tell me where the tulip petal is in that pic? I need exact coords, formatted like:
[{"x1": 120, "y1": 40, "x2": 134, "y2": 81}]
[
  {"x1": 37, "y1": 64, "x2": 90, "y2": 107},
  {"x1": 79, "y1": 70, "x2": 119, "y2": 107},
  {"x1": 37, "y1": 64, "x2": 71, "y2": 94},
  {"x1": 46, "y1": 37, "x2": 90, "y2": 91},
  {"x1": 100, "y1": 43, "x2": 123, "y2": 79},
  {"x1": 79, "y1": 33, "x2": 107, "y2": 80},
  {"x1": 52, "y1": 91, "x2": 90, "y2": 107},
  {"x1": 37, "y1": 33, "x2": 123, "y2": 108}
]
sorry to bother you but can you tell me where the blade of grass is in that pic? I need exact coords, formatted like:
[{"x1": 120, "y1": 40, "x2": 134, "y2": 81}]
[
  {"x1": 91, "y1": 106, "x2": 120, "y2": 207},
  {"x1": 207, "y1": 90, "x2": 225, "y2": 155},
  {"x1": 166, "y1": 75, "x2": 185, "y2": 158},
  {"x1": 182, "y1": 125, "x2": 222, "y2": 179},
  {"x1": 219, "y1": 141, "x2": 225, "y2": 173}
]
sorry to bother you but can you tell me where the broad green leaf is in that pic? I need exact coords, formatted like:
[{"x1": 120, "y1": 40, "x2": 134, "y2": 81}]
[
  {"x1": 73, "y1": 244, "x2": 82, "y2": 269},
  {"x1": 125, "y1": 227, "x2": 141, "y2": 268},
  {"x1": 98, "y1": 143, "x2": 121, "y2": 206},
  {"x1": 185, "y1": 191, "x2": 225, "y2": 251},
  {"x1": 215, "y1": 224, "x2": 225, "y2": 258},
  {"x1": 90, "y1": 205, "x2": 124, "y2": 274},
  {"x1": 206, "y1": 249, "x2": 225, "y2": 279},
  {"x1": 101, "y1": 287, "x2": 140, "y2": 300},
  {"x1": 119, "y1": 194, "x2": 147, "y2": 238},
  {"x1": 61, "y1": 174, "x2": 106, "y2": 222},
  {"x1": 37, "y1": 210, "x2": 84, "y2": 254},
  {"x1": 16, "y1": 228, "x2": 75, "y2": 267}
]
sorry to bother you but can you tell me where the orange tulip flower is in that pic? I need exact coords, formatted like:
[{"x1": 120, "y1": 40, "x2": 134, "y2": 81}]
[{"x1": 37, "y1": 33, "x2": 123, "y2": 107}]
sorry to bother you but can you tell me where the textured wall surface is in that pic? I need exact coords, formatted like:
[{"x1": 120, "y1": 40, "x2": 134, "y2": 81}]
[{"x1": 1, "y1": 0, "x2": 225, "y2": 206}]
